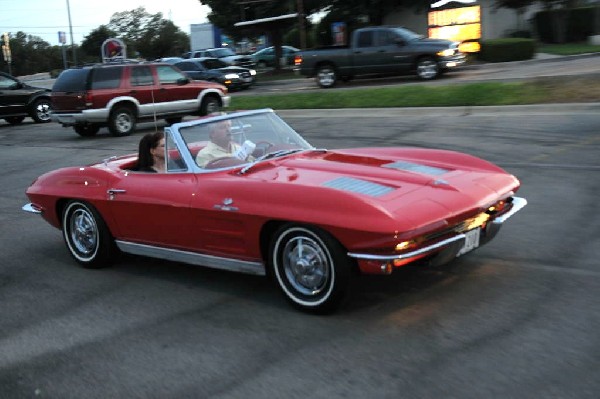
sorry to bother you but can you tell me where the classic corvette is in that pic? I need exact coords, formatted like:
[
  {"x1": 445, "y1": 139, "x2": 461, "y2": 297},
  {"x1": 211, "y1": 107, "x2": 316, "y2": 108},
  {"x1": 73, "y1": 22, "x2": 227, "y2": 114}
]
[{"x1": 23, "y1": 109, "x2": 526, "y2": 313}]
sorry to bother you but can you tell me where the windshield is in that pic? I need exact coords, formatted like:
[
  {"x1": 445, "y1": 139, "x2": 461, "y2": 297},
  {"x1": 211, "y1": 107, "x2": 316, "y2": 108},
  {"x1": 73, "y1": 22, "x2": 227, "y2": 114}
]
[
  {"x1": 177, "y1": 110, "x2": 314, "y2": 171},
  {"x1": 392, "y1": 27, "x2": 423, "y2": 41}
]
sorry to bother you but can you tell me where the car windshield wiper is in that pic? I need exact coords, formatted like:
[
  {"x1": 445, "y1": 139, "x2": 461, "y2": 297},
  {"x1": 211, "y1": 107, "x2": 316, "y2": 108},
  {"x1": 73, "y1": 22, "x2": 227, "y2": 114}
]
[{"x1": 239, "y1": 148, "x2": 311, "y2": 175}]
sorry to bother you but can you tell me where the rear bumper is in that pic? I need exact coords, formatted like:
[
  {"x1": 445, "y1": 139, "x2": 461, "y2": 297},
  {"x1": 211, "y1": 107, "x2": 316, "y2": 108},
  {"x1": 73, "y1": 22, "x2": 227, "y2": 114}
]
[
  {"x1": 349, "y1": 196, "x2": 527, "y2": 274},
  {"x1": 51, "y1": 109, "x2": 109, "y2": 126}
]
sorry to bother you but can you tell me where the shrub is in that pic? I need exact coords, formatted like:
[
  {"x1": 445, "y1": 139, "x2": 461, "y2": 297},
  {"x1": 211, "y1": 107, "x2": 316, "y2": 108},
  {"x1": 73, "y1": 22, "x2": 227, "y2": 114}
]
[{"x1": 478, "y1": 38, "x2": 536, "y2": 62}]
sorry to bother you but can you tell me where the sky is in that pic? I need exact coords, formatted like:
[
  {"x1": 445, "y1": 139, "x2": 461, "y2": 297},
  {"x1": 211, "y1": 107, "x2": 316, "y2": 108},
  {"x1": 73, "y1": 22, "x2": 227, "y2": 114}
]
[{"x1": 0, "y1": 0, "x2": 212, "y2": 45}]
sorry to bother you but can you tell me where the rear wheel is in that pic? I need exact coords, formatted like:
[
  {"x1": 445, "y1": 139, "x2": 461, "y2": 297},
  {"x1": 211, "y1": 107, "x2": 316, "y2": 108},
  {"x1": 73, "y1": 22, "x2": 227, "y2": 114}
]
[
  {"x1": 4, "y1": 116, "x2": 25, "y2": 125},
  {"x1": 74, "y1": 124, "x2": 100, "y2": 137},
  {"x1": 269, "y1": 224, "x2": 351, "y2": 313},
  {"x1": 416, "y1": 57, "x2": 440, "y2": 80},
  {"x1": 200, "y1": 95, "x2": 221, "y2": 116},
  {"x1": 30, "y1": 97, "x2": 52, "y2": 123},
  {"x1": 316, "y1": 65, "x2": 337, "y2": 88},
  {"x1": 62, "y1": 201, "x2": 117, "y2": 268},
  {"x1": 108, "y1": 106, "x2": 136, "y2": 136}
]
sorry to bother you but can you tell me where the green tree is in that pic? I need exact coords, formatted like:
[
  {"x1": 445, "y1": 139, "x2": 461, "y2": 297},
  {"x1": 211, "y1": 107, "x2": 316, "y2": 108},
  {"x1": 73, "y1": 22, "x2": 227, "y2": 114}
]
[
  {"x1": 107, "y1": 7, "x2": 189, "y2": 59},
  {"x1": 4, "y1": 32, "x2": 64, "y2": 76}
]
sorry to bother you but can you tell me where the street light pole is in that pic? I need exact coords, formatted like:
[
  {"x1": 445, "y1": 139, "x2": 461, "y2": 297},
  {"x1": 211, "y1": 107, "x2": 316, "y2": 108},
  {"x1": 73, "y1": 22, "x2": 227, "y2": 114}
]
[
  {"x1": 66, "y1": 0, "x2": 77, "y2": 66},
  {"x1": 296, "y1": 0, "x2": 306, "y2": 49}
]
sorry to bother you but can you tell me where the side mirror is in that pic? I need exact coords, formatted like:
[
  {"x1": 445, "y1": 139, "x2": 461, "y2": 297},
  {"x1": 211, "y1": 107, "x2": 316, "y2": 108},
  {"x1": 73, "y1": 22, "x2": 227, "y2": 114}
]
[{"x1": 177, "y1": 77, "x2": 190, "y2": 85}]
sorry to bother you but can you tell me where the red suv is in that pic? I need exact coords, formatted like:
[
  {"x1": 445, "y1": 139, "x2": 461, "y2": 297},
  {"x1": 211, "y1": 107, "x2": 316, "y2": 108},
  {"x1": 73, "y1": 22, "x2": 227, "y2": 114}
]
[{"x1": 51, "y1": 63, "x2": 230, "y2": 137}]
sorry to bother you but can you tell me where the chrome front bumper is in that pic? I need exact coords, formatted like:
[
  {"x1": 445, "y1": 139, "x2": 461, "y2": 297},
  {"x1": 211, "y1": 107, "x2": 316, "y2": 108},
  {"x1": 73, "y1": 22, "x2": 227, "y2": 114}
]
[{"x1": 348, "y1": 196, "x2": 527, "y2": 263}]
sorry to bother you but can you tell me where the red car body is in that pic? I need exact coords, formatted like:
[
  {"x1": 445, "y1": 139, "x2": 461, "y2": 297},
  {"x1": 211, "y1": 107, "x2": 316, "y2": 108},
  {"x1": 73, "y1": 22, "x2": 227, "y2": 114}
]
[{"x1": 23, "y1": 109, "x2": 526, "y2": 313}]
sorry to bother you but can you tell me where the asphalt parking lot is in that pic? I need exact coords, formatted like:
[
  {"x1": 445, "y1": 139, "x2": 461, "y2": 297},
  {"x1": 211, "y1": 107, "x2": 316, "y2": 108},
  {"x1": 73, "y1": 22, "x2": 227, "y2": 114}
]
[{"x1": 1, "y1": 102, "x2": 599, "y2": 397}]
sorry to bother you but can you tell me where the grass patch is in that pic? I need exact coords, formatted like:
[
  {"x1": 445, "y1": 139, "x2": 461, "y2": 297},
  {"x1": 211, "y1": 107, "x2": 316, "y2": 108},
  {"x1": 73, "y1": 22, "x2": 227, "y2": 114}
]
[
  {"x1": 538, "y1": 42, "x2": 600, "y2": 55},
  {"x1": 230, "y1": 77, "x2": 600, "y2": 110}
]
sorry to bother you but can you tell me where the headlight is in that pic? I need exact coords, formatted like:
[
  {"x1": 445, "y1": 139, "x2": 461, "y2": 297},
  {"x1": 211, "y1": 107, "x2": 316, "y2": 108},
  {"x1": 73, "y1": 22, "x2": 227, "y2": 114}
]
[
  {"x1": 249, "y1": 69, "x2": 257, "y2": 76},
  {"x1": 437, "y1": 49, "x2": 455, "y2": 57},
  {"x1": 224, "y1": 73, "x2": 239, "y2": 79}
]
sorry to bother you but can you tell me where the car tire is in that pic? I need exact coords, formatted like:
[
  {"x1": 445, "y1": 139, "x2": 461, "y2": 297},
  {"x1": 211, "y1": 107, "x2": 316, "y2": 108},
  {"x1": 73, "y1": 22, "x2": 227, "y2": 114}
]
[
  {"x1": 62, "y1": 200, "x2": 117, "y2": 268},
  {"x1": 316, "y1": 65, "x2": 337, "y2": 88},
  {"x1": 74, "y1": 124, "x2": 100, "y2": 137},
  {"x1": 269, "y1": 224, "x2": 351, "y2": 313},
  {"x1": 108, "y1": 106, "x2": 136, "y2": 136},
  {"x1": 4, "y1": 116, "x2": 25, "y2": 125},
  {"x1": 416, "y1": 56, "x2": 440, "y2": 80},
  {"x1": 165, "y1": 117, "x2": 183, "y2": 125},
  {"x1": 30, "y1": 97, "x2": 52, "y2": 123},
  {"x1": 200, "y1": 95, "x2": 221, "y2": 116}
]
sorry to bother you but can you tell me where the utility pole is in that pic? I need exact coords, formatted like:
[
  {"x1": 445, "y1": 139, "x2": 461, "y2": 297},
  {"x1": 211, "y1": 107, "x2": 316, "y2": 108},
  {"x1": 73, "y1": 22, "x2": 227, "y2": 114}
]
[
  {"x1": 66, "y1": 0, "x2": 77, "y2": 66},
  {"x1": 1, "y1": 32, "x2": 11, "y2": 75},
  {"x1": 296, "y1": 0, "x2": 307, "y2": 49}
]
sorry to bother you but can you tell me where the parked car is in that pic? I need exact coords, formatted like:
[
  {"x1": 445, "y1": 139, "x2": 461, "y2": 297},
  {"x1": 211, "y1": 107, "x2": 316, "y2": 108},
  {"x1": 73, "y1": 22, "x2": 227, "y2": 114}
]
[
  {"x1": 154, "y1": 57, "x2": 185, "y2": 64},
  {"x1": 251, "y1": 45, "x2": 300, "y2": 68},
  {"x1": 182, "y1": 47, "x2": 255, "y2": 68},
  {"x1": 23, "y1": 109, "x2": 526, "y2": 313},
  {"x1": 295, "y1": 26, "x2": 466, "y2": 88},
  {"x1": 0, "y1": 71, "x2": 52, "y2": 124},
  {"x1": 50, "y1": 62, "x2": 230, "y2": 137},
  {"x1": 174, "y1": 58, "x2": 256, "y2": 91}
]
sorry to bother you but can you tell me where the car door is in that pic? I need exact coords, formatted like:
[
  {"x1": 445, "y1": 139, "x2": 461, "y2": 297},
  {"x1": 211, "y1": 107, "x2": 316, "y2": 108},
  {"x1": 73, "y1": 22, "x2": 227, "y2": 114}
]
[
  {"x1": 352, "y1": 30, "x2": 385, "y2": 75},
  {"x1": 154, "y1": 64, "x2": 198, "y2": 114},
  {"x1": 378, "y1": 28, "x2": 416, "y2": 73},
  {"x1": 0, "y1": 74, "x2": 28, "y2": 116},
  {"x1": 106, "y1": 133, "x2": 200, "y2": 249},
  {"x1": 126, "y1": 65, "x2": 160, "y2": 119}
]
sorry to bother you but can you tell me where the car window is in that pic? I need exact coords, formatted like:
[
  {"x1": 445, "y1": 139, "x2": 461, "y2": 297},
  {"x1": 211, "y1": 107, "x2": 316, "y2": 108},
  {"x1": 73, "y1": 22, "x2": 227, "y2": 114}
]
[
  {"x1": 165, "y1": 129, "x2": 187, "y2": 172},
  {"x1": 90, "y1": 67, "x2": 122, "y2": 90},
  {"x1": 175, "y1": 62, "x2": 195, "y2": 70},
  {"x1": 130, "y1": 65, "x2": 154, "y2": 86},
  {"x1": 0, "y1": 74, "x2": 18, "y2": 89},
  {"x1": 156, "y1": 65, "x2": 186, "y2": 84},
  {"x1": 356, "y1": 31, "x2": 374, "y2": 48},
  {"x1": 377, "y1": 30, "x2": 397, "y2": 46},
  {"x1": 52, "y1": 69, "x2": 90, "y2": 91}
]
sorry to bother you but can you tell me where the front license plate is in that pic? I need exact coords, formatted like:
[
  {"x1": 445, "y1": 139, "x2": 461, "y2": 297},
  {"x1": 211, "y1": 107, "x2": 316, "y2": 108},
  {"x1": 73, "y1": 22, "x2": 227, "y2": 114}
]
[{"x1": 457, "y1": 228, "x2": 480, "y2": 257}]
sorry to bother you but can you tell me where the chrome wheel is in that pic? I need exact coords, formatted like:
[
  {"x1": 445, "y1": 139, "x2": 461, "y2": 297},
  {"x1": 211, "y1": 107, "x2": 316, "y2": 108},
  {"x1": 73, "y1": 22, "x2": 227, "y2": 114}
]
[
  {"x1": 62, "y1": 201, "x2": 116, "y2": 268},
  {"x1": 109, "y1": 106, "x2": 136, "y2": 136},
  {"x1": 270, "y1": 225, "x2": 350, "y2": 313},
  {"x1": 416, "y1": 57, "x2": 439, "y2": 80},
  {"x1": 201, "y1": 96, "x2": 221, "y2": 115},
  {"x1": 31, "y1": 98, "x2": 52, "y2": 123},
  {"x1": 316, "y1": 65, "x2": 337, "y2": 88}
]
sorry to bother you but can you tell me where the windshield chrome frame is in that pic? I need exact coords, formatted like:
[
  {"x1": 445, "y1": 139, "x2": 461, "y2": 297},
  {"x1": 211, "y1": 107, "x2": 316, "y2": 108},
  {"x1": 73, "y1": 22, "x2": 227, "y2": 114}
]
[{"x1": 166, "y1": 108, "x2": 315, "y2": 174}]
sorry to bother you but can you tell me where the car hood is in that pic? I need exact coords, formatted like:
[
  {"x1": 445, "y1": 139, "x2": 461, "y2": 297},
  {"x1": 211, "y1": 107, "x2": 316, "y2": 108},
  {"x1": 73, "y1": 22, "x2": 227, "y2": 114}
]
[
  {"x1": 239, "y1": 148, "x2": 520, "y2": 232},
  {"x1": 413, "y1": 37, "x2": 456, "y2": 48}
]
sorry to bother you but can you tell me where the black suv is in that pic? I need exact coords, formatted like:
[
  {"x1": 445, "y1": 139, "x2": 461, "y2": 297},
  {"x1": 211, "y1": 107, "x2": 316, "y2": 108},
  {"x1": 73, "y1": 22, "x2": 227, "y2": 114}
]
[
  {"x1": 0, "y1": 71, "x2": 52, "y2": 124},
  {"x1": 51, "y1": 63, "x2": 230, "y2": 137}
]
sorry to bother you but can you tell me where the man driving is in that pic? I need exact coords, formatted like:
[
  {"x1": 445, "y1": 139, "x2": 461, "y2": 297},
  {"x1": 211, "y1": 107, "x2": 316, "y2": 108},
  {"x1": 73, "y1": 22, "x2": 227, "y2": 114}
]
[{"x1": 196, "y1": 119, "x2": 254, "y2": 168}]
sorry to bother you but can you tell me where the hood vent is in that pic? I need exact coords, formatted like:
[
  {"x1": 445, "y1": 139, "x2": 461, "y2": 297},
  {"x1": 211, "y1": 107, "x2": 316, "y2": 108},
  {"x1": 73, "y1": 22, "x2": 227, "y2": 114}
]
[
  {"x1": 323, "y1": 177, "x2": 394, "y2": 197},
  {"x1": 383, "y1": 161, "x2": 448, "y2": 176}
]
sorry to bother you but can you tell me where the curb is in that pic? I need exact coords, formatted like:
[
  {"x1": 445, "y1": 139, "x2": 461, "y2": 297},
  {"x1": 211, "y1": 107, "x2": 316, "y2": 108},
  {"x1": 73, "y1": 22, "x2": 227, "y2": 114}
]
[{"x1": 277, "y1": 103, "x2": 600, "y2": 118}]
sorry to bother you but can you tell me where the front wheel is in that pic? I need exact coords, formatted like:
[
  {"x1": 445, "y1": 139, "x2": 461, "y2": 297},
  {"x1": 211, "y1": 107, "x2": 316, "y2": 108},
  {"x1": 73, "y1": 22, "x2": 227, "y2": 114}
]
[
  {"x1": 316, "y1": 65, "x2": 337, "y2": 88},
  {"x1": 62, "y1": 201, "x2": 117, "y2": 268},
  {"x1": 108, "y1": 106, "x2": 136, "y2": 136},
  {"x1": 269, "y1": 225, "x2": 351, "y2": 313},
  {"x1": 416, "y1": 57, "x2": 440, "y2": 80},
  {"x1": 30, "y1": 98, "x2": 52, "y2": 123},
  {"x1": 200, "y1": 95, "x2": 221, "y2": 116}
]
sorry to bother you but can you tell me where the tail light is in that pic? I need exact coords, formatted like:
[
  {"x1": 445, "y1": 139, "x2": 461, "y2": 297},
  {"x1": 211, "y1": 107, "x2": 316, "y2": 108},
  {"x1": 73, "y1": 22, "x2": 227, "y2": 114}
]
[
  {"x1": 294, "y1": 54, "x2": 302, "y2": 66},
  {"x1": 84, "y1": 91, "x2": 93, "y2": 107}
]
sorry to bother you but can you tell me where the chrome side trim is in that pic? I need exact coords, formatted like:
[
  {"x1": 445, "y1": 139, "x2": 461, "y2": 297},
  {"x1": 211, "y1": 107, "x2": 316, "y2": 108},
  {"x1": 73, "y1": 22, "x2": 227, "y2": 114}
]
[
  {"x1": 347, "y1": 234, "x2": 466, "y2": 261},
  {"x1": 115, "y1": 240, "x2": 266, "y2": 276},
  {"x1": 492, "y1": 196, "x2": 527, "y2": 225},
  {"x1": 22, "y1": 203, "x2": 43, "y2": 214}
]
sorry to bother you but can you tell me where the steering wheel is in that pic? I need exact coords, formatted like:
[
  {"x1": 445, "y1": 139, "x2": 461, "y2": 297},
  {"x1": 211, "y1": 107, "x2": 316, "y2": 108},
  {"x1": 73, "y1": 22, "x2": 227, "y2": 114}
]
[{"x1": 252, "y1": 141, "x2": 274, "y2": 157}]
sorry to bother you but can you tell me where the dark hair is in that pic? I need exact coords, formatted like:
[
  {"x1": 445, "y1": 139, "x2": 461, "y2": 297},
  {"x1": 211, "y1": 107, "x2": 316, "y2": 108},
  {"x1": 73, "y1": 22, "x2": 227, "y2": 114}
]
[{"x1": 137, "y1": 131, "x2": 164, "y2": 171}]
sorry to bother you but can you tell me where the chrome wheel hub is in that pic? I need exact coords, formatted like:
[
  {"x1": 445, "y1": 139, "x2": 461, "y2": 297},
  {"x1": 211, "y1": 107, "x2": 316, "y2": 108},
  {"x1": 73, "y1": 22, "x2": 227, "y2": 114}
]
[
  {"x1": 283, "y1": 236, "x2": 329, "y2": 295},
  {"x1": 70, "y1": 209, "x2": 97, "y2": 255}
]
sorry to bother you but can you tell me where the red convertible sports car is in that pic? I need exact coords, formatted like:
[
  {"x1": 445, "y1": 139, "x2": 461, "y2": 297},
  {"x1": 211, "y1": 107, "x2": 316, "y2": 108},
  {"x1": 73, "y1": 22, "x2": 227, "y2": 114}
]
[{"x1": 23, "y1": 109, "x2": 526, "y2": 313}]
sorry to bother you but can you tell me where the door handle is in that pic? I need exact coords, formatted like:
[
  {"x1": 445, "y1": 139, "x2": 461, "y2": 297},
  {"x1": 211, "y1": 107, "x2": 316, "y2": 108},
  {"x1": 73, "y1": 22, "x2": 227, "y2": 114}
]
[{"x1": 107, "y1": 189, "x2": 127, "y2": 195}]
